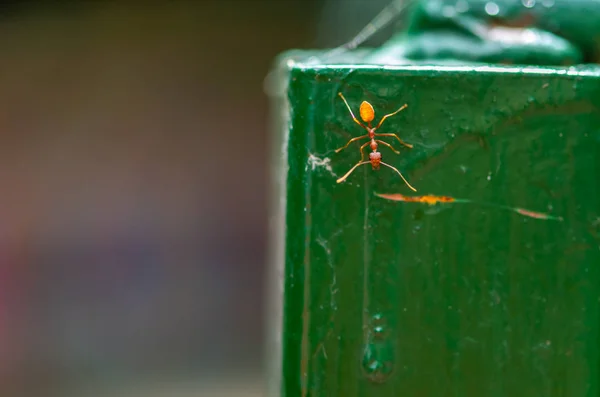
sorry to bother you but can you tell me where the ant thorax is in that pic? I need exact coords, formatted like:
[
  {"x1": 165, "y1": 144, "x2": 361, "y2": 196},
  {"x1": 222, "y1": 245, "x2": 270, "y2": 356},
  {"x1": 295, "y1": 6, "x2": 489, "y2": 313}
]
[{"x1": 369, "y1": 140, "x2": 378, "y2": 151}]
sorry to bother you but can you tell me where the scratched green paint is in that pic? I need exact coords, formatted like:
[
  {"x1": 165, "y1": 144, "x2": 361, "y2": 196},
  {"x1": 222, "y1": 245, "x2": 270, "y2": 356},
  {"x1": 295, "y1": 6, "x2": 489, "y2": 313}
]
[{"x1": 273, "y1": 54, "x2": 600, "y2": 396}]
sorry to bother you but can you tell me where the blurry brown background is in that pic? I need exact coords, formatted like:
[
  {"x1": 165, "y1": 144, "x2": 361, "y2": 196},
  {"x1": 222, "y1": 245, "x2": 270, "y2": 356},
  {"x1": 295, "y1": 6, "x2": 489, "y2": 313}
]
[{"x1": 0, "y1": 1, "x2": 389, "y2": 396}]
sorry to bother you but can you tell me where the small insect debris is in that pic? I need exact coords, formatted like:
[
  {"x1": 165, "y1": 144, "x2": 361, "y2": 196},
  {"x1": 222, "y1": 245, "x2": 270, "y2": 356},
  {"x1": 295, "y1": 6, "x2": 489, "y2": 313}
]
[
  {"x1": 375, "y1": 192, "x2": 564, "y2": 221},
  {"x1": 335, "y1": 92, "x2": 416, "y2": 192}
]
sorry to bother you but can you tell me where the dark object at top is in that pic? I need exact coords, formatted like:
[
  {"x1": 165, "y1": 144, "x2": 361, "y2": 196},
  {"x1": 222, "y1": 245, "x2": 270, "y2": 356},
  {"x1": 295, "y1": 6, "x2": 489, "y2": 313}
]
[{"x1": 367, "y1": 0, "x2": 600, "y2": 65}]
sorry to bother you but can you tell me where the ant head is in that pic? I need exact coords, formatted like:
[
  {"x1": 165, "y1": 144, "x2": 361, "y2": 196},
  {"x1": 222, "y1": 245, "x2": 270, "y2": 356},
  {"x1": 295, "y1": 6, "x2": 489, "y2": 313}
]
[
  {"x1": 359, "y1": 101, "x2": 375, "y2": 123},
  {"x1": 369, "y1": 151, "x2": 381, "y2": 169},
  {"x1": 369, "y1": 151, "x2": 381, "y2": 161}
]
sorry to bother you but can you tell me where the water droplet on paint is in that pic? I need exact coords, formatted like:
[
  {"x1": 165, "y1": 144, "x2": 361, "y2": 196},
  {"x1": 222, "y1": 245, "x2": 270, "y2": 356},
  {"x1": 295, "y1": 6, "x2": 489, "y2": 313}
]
[
  {"x1": 541, "y1": 0, "x2": 554, "y2": 8},
  {"x1": 362, "y1": 313, "x2": 395, "y2": 383},
  {"x1": 362, "y1": 345, "x2": 394, "y2": 383},
  {"x1": 485, "y1": 2, "x2": 500, "y2": 15},
  {"x1": 522, "y1": 0, "x2": 535, "y2": 8},
  {"x1": 412, "y1": 223, "x2": 422, "y2": 234}
]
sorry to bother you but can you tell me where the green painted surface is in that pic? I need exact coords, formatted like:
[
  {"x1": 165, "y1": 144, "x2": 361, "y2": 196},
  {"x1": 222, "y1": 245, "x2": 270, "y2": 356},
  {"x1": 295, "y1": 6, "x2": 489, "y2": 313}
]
[
  {"x1": 368, "y1": 0, "x2": 600, "y2": 65},
  {"x1": 273, "y1": 54, "x2": 600, "y2": 396}
]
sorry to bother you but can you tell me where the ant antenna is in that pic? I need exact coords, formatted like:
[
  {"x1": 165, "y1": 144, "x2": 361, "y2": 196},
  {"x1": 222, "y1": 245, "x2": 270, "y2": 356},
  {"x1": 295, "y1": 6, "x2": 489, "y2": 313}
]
[
  {"x1": 336, "y1": 160, "x2": 416, "y2": 192},
  {"x1": 380, "y1": 161, "x2": 416, "y2": 192},
  {"x1": 336, "y1": 161, "x2": 371, "y2": 184}
]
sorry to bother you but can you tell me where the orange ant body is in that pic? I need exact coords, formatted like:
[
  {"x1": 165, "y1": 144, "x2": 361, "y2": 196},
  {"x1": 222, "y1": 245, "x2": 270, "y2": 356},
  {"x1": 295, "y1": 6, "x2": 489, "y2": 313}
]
[{"x1": 335, "y1": 93, "x2": 416, "y2": 192}]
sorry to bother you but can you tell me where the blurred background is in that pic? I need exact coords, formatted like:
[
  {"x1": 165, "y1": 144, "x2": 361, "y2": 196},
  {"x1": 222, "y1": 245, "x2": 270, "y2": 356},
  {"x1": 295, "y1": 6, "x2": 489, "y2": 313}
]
[{"x1": 0, "y1": 1, "x2": 394, "y2": 396}]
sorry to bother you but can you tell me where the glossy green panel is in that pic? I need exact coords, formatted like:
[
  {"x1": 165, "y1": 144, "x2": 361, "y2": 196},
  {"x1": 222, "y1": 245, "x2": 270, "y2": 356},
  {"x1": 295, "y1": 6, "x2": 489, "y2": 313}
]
[{"x1": 273, "y1": 54, "x2": 600, "y2": 396}]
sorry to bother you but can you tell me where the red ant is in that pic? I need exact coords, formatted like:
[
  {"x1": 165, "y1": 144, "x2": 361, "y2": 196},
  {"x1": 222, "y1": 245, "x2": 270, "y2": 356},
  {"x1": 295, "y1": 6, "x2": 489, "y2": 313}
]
[{"x1": 335, "y1": 92, "x2": 417, "y2": 192}]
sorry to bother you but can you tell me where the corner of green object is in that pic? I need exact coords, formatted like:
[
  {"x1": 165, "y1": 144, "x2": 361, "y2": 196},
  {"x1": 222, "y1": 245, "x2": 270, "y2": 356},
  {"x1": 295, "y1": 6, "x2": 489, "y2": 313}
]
[{"x1": 268, "y1": 49, "x2": 600, "y2": 396}]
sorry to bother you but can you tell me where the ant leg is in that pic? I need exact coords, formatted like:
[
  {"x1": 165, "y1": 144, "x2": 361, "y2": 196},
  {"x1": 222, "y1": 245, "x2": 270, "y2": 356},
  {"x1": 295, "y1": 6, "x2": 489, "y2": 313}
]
[
  {"x1": 338, "y1": 93, "x2": 368, "y2": 130},
  {"x1": 374, "y1": 104, "x2": 407, "y2": 130},
  {"x1": 336, "y1": 161, "x2": 370, "y2": 184},
  {"x1": 359, "y1": 141, "x2": 370, "y2": 161},
  {"x1": 380, "y1": 161, "x2": 417, "y2": 192},
  {"x1": 375, "y1": 133, "x2": 413, "y2": 149},
  {"x1": 335, "y1": 135, "x2": 368, "y2": 153},
  {"x1": 375, "y1": 140, "x2": 400, "y2": 154}
]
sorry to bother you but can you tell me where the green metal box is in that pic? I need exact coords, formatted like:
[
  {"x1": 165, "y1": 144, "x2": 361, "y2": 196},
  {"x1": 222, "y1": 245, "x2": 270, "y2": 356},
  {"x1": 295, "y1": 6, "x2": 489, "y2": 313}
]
[{"x1": 267, "y1": 53, "x2": 600, "y2": 396}]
